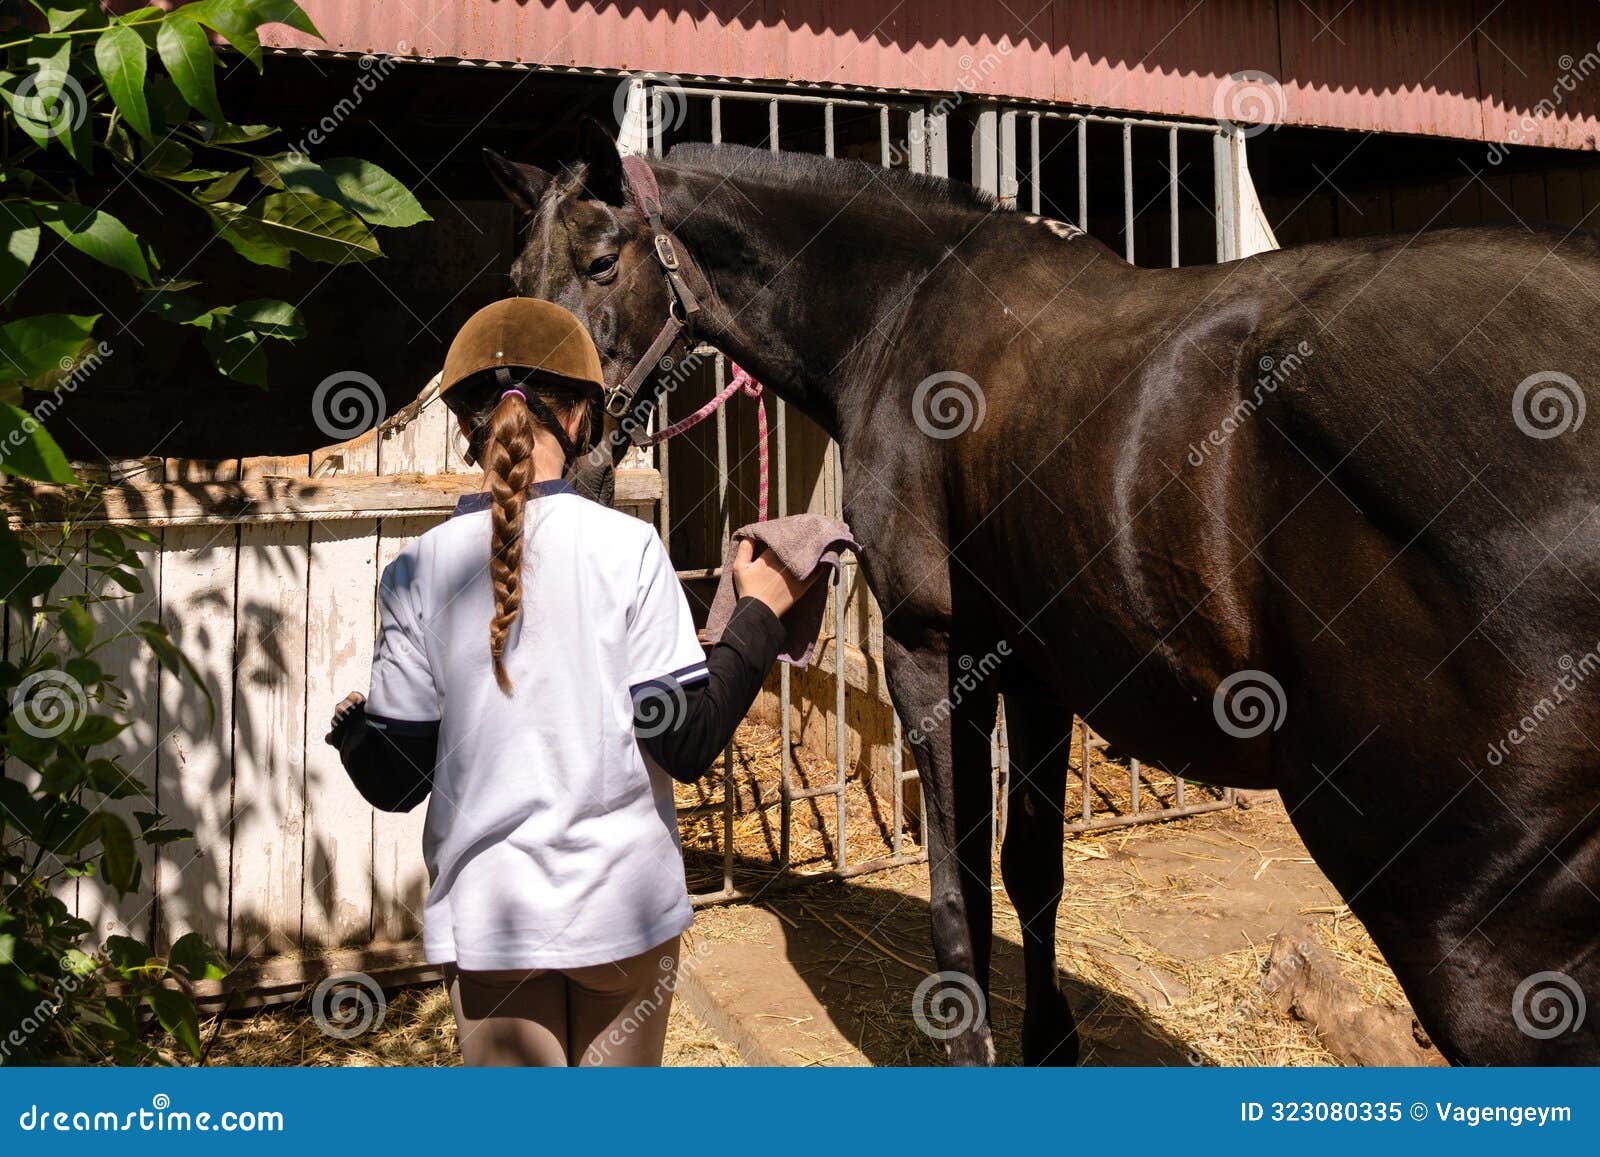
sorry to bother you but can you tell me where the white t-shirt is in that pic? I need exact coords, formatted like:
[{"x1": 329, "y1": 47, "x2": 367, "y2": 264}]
[{"x1": 365, "y1": 479, "x2": 707, "y2": 970}]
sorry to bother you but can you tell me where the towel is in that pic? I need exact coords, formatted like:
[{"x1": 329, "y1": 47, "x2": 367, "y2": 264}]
[{"x1": 703, "y1": 515, "x2": 860, "y2": 668}]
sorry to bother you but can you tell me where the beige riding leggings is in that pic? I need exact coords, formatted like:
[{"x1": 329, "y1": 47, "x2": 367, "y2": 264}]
[{"x1": 445, "y1": 937, "x2": 679, "y2": 1067}]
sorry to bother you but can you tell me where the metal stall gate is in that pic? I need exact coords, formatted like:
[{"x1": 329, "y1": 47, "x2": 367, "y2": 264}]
[{"x1": 633, "y1": 82, "x2": 1238, "y2": 904}]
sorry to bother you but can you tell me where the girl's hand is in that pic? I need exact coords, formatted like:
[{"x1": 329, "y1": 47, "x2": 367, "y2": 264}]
[
  {"x1": 731, "y1": 539, "x2": 820, "y2": 618},
  {"x1": 330, "y1": 691, "x2": 366, "y2": 736}
]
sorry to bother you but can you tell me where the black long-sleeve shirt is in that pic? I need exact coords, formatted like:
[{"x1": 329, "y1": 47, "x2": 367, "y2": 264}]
[{"x1": 330, "y1": 597, "x2": 786, "y2": 811}]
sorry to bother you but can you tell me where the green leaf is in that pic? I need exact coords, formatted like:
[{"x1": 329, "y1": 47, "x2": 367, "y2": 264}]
[
  {"x1": 208, "y1": 205, "x2": 291, "y2": 269},
  {"x1": 144, "y1": 987, "x2": 201, "y2": 1058},
  {"x1": 60, "y1": 599, "x2": 93, "y2": 652},
  {"x1": 263, "y1": 154, "x2": 428, "y2": 229},
  {"x1": 103, "y1": 934, "x2": 152, "y2": 971},
  {"x1": 204, "y1": 327, "x2": 266, "y2": 386},
  {"x1": 7, "y1": 563, "x2": 67, "y2": 607},
  {"x1": 197, "y1": 122, "x2": 277, "y2": 145},
  {"x1": 138, "y1": 138, "x2": 192, "y2": 177},
  {"x1": 64, "y1": 655, "x2": 102, "y2": 687},
  {"x1": 0, "y1": 775, "x2": 41, "y2": 838},
  {"x1": 33, "y1": 202, "x2": 153, "y2": 283},
  {"x1": 96, "y1": 812, "x2": 138, "y2": 893},
  {"x1": 85, "y1": 757, "x2": 144, "y2": 800},
  {"x1": 1, "y1": 38, "x2": 85, "y2": 153},
  {"x1": 319, "y1": 157, "x2": 430, "y2": 227},
  {"x1": 88, "y1": 526, "x2": 130, "y2": 562},
  {"x1": 0, "y1": 401, "x2": 76, "y2": 483},
  {"x1": 0, "y1": 312, "x2": 98, "y2": 382},
  {"x1": 156, "y1": 14, "x2": 223, "y2": 127},
  {"x1": 114, "y1": 5, "x2": 166, "y2": 25},
  {"x1": 0, "y1": 203, "x2": 41, "y2": 303},
  {"x1": 68, "y1": 713, "x2": 127, "y2": 746},
  {"x1": 94, "y1": 24, "x2": 151, "y2": 142},
  {"x1": 218, "y1": 298, "x2": 306, "y2": 340},
  {"x1": 39, "y1": 5, "x2": 99, "y2": 33},
  {"x1": 96, "y1": 565, "x2": 144, "y2": 594},
  {"x1": 196, "y1": 168, "x2": 246, "y2": 204},
  {"x1": 253, "y1": 191, "x2": 381, "y2": 263},
  {"x1": 169, "y1": 931, "x2": 226, "y2": 982},
  {"x1": 38, "y1": 753, "x2": 89, "y2": 795}
]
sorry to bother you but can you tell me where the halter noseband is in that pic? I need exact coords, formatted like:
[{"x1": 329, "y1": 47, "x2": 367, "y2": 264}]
[{"x1": 604, "y1": 155, "x2": 701, "y2": 445}]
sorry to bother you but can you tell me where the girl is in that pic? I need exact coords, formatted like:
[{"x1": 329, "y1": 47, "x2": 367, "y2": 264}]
[{"x1": 326, "y1": 298, "x2": 816, "y2": 1066}]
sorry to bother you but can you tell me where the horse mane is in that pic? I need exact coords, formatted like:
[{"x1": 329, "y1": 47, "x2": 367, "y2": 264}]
[{"x1": 662, "y1": 141, "x2": 996, "y2": 215}]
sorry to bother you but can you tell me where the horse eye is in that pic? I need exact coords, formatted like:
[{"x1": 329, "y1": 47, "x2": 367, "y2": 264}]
[{"x1": 587, "y1": 254, "x2": 618, "y2": 280}]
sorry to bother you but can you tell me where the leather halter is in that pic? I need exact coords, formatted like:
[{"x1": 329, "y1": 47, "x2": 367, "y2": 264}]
[{"x1": 605, "y1": 155, "x2": 701, "y2": 444}]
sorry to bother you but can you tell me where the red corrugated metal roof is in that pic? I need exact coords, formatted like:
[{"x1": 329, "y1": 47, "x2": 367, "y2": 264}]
[{"x1": 267, "y1": 0, "x2": 1600, "y2": 149}]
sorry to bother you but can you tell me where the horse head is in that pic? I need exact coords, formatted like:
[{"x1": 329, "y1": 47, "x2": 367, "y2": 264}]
[{"x1": 483, "y1": 123, "x2": 692, "y2": 504}]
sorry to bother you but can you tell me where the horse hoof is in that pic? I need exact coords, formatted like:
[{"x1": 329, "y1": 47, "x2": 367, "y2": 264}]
[
  {"x1": 1022, "y1": 990, "x2": 1080, "y2": 1066},
  {"x1": 944, "y1": 1026, "x2": 997, "y2": 1066}
]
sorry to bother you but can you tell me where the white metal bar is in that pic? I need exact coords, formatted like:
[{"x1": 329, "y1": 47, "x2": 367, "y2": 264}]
[
  {"x1": 1076, "y1": 116, "x2": 1088, "y2": 230},
  {"x1": 1214, "y1": 129, "x2": 1237, "y2": 262},
  {"x1": 972, "y1": 103, "x2": 999, "y2": 196},
  {"x1": 908, "y1": 108, "x2": 927, "y2": 174},
  {"x1": 1169, "y1": 127, "x2": 1180, "y2": 267},
  {"x1": 1029, "y1": 112, "x2": 1041, "y2": 215},
  {"x1": 1122, "y1": 121, "x2": 1134, "y2": 263},
  {"x1": 998, "y1": 108, "x2": 1018, "y2": 208},
  {"x1": 927, "y1": 105, "x2": 949, "y2": 178}
]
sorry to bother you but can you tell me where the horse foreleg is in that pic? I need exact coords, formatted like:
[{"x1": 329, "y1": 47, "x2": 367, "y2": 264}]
[
  {"x1": 884, "y1": 631, "x2": 998, "y2": 1065},
  {"x1": 999, "y1": 689, "x2": 1079, "y2": 1065}
]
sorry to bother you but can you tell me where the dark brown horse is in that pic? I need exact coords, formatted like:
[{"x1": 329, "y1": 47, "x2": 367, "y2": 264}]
[{"x1": 488, "y1": 129, "x2": 1600, "y2": 1066}]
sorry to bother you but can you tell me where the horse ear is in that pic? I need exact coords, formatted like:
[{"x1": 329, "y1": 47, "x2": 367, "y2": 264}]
[
  {"x1": 576, "y1": 116, "x2": 625, "y2": 205},
  {"x1": 484, "y1": 149, "x2": 554, "y2": 213}
]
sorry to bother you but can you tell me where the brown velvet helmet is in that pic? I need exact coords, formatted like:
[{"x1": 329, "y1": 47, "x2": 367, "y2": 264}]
[{"x1": 440, "y1": 298, "x2": 604, "y2": 400}]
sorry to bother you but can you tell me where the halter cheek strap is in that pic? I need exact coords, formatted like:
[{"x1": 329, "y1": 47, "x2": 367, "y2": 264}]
[{"x1": 605, "y1": 156, "x2": 701, "y2": 442}]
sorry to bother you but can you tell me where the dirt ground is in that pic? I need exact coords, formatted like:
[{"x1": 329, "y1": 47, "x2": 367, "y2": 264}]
[{"x1": 202, "y1": 723, "x2": 1410, "y2": 1067}]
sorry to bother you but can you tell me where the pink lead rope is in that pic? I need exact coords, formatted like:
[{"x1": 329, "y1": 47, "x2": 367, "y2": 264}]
[{"x1": 646, "y1": 362, "x2": 769, "y2": 523}]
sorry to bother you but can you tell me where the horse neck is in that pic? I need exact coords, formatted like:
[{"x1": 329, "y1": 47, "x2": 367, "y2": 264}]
[{"x1": 658, "y1": 164, "x2": 976, "y2": 444}]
